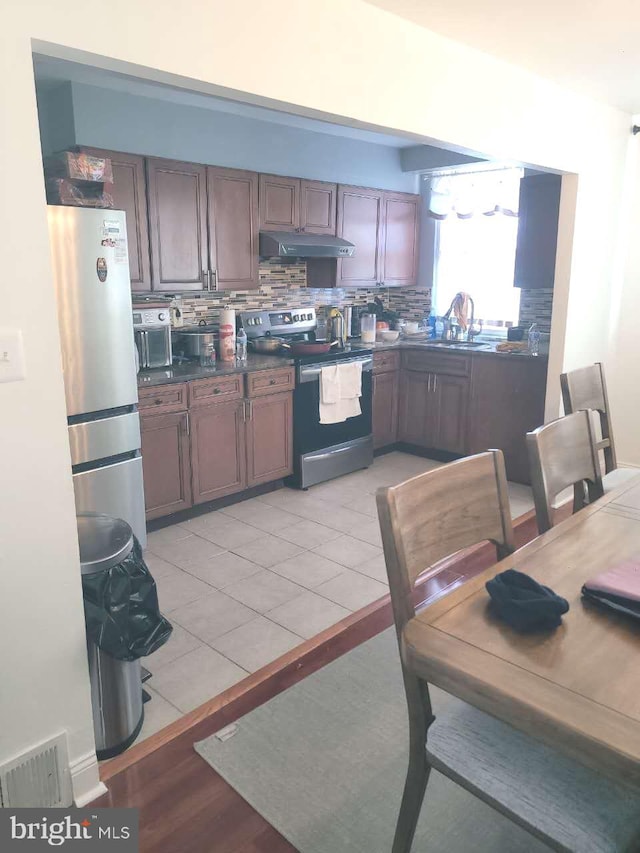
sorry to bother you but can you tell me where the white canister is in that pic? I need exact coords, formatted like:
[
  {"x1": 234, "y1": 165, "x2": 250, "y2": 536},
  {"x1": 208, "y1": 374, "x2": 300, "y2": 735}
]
[{"x1": 219, "y1": 307, "x2": 236, "y2": 362}]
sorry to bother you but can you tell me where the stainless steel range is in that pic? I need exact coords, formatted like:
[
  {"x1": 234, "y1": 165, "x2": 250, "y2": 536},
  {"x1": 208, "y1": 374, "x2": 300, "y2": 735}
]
[{"x1": 239, "y1": 308, "x2": 373, "y2": 488}]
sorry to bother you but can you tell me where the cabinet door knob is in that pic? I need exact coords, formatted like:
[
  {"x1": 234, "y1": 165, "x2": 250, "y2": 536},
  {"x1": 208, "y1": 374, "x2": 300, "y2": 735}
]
[
  {"x1": 155, "y1": 398, "x2": 163, "y2": 405},
  {"x1": 269, "y1": 378, "x2": 276, "y2": 385},
  {"x1": 213, "y1": 388, "x2": 221, "y2": 395}
]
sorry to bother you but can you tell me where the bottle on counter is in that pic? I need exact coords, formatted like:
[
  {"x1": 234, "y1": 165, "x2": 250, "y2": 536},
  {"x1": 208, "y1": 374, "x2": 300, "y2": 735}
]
[
  {"x1": 236, "y1": 327, "x2": 248, "y2": 362},
  {"x1": 426, "y1": 313, "x2": 437, "y2": 339},
  {"x1": 435, "y1": 316, "x2": 445, "y2": 339},
  {"x1": 528, "y1": 323, "x2": 541, "y2": 356}
]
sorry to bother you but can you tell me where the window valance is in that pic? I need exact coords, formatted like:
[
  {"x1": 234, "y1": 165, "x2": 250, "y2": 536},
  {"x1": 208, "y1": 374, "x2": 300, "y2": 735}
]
[{"x1": 427, "y1": 168, "x2": 523, "y2": 220}]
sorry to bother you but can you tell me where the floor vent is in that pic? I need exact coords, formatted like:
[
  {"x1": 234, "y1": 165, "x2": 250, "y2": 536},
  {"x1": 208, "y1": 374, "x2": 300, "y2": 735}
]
[{"x1": 0, "y1": 733, "x2": 72, "y2": 808}]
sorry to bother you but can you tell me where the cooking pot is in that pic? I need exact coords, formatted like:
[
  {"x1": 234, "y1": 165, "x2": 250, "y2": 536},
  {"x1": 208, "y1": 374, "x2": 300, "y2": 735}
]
[
  {"x1": 173, "y1": 324, "x2": 218, "y2": 358},
  {"x1": 249, "y1": 336, "x2": 287, "y2": 354}
]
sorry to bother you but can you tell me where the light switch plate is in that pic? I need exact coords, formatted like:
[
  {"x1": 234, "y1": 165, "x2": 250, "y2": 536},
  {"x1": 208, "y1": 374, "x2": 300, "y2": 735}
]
[{"x1": 0, "y1": 329, "x2": 26, "y2": 383}]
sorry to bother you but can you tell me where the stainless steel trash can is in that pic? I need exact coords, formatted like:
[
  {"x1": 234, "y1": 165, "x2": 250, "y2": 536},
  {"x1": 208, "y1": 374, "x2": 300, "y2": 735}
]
[{"x1": 77, "y1": 513, "x2": 144, "y2": 760}]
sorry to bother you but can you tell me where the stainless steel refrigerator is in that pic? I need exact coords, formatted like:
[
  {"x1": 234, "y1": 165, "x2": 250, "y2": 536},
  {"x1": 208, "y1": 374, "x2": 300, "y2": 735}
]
[{"x1": 48, "y1": 206, "x2": 146, "y2": 548}]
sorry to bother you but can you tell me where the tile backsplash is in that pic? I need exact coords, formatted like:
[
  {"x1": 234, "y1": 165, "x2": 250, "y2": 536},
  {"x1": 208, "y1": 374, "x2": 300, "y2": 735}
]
[
  {"x1": 388, "y1": 287, "x2": 432, "y2": 322},
  {"x1": 144, "y1": 260, "x2": 549, "y2": 333},
  {"x1": 518, "y1": 288, "x2": 553, "y2": 334},
  {"x1": 175, "y1": 259, "x2": 432, "y2": 326}
]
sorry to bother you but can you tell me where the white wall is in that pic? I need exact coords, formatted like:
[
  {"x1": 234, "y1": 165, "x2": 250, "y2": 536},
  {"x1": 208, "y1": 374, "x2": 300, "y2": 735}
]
[
  {"x1": 0, "y1": 0, "x2": 634, "y2": 804},
  {"x1": 0, "y1": 35, "x2": 100, "y2": 803},
  {"x1": 605, "y1": 130, "x2": 640, "y2": 467}
]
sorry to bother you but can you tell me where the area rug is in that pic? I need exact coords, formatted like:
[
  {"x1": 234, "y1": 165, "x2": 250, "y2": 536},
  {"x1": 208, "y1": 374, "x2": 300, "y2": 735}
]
[{"x1": 194, "y1": 629, "x2": 554, "y2": 852}]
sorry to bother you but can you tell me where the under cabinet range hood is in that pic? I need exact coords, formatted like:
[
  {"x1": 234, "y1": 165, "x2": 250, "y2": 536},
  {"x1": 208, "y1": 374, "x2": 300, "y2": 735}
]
[{"x1": 259, "y1": 231, "x2": 356, "y2": 259}]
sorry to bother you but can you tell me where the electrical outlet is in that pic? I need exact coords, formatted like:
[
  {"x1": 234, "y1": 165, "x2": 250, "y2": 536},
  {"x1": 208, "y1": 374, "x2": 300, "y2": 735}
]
[{"x1": 0, "y1": 330, "x2": 26, "y2": 383}]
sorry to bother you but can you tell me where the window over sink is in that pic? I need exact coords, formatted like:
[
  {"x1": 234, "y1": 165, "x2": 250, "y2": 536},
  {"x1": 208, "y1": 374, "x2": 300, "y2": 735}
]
[{"x1": 428, "y1": 168, "x2": 523, "y2": 335}]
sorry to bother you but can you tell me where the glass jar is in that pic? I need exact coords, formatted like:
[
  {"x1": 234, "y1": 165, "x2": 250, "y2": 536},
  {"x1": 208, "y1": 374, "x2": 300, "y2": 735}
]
[
  {"x1": 199, "y1": 342, "x2": 216, "y2": 367},
  {"x1": 360, "y1": 313, "x2": 377, "y2": 344}
]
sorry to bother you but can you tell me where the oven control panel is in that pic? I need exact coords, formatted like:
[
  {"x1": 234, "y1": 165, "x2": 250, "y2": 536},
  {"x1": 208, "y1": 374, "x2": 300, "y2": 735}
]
[{"x1": 239, "y1": 308, "x2": 317, "y2": 338}]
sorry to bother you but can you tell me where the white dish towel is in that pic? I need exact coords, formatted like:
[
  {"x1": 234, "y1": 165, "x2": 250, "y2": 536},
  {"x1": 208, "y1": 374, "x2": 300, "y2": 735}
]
[{"x1": 319, "y1": 361, "x2": 363, "y2": 424}]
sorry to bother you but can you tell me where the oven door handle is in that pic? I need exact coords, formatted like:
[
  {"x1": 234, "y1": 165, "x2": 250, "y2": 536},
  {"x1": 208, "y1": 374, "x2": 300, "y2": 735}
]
[{"x1": 298, "y1": 356, "x2": 373, "y2": 383}]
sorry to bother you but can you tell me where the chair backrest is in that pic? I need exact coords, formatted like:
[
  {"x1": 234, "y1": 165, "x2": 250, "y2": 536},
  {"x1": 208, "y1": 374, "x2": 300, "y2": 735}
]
[
  {"x1": 561, "y1": 362, "x2": 617, "y2": 473},
  {"x1": 526, "y1": 410, "x2": 603, "y2": 534},
  {"x1": 376, "y1": 450, "x2": 515, "y2": 634}
]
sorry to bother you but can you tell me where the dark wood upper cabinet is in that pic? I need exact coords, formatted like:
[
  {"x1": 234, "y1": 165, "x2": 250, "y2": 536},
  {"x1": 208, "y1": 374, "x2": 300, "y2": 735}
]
[
  {"x1": 259, "y1": 175, "x2": 337, "y2": 235},
  {"x1": 514, "y1": 174, "x2": 562, "y2": 290},
  {"x1": 336, "y1": 185, "x2": 384, "y2": 287},
  {"x1": 381, "y1": 191, "x2": 420, "y2": 287},
  {"x1": 140, "y1": 411, "x2": 192, "y2": 519},
  {"x1": 259, "y1": 174, "x2": 300, "y2": 232},
  {"x1": 82, "y1": 148, "x2": 151, "y2": 291},
  {"x1": 246, "y1": 392, "x2": 293, "y2": 487},
  {"x1": 146, "y1": 157, "x2": 208, "y2": 292},
  {"x1": 300, "y1": 180, "x2": 337, "y2": 235},
  {"x1": 207, "y1": 167, "x2": 259, "y2": 290}
]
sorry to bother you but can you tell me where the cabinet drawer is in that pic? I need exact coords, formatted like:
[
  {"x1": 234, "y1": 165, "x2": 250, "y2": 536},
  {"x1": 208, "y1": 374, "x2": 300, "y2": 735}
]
[
  {"x1": 246, "y1": 367, "x2": 295, "y2": 398},
  {"x1": 138, "y1": 382, "x2": 187, "y2": 414},
  {"x1": 373, "y1": 350, "x2": 400, "y2": 374},
  {"x1": 402, "y1": 349, "x2": 471, "y2": 377},
  {"x1": 189, "y1": 374, "x2": 244, "y2": 407}
]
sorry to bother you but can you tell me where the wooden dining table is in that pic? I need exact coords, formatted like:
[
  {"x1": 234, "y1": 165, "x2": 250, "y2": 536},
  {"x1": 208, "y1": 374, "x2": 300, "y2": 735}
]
[{"x1": 403, "y1": 472, "x2": 640, "y2": 788}]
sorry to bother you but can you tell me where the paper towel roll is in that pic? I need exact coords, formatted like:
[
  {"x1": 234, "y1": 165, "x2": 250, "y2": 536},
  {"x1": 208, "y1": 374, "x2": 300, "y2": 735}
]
[{"x1": 219, "y1": 307, "x2": 236, "y2": 362}]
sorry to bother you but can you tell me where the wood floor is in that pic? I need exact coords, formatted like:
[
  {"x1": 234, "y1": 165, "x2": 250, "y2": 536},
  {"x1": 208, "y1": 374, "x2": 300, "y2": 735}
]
[{"x1": 96, "y1": 509, "x2": 551, "y2": 853}]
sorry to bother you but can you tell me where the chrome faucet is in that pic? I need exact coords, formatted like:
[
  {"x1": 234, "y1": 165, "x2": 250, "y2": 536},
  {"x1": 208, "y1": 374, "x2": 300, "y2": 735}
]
[
  {"x1": 466, "y1": 296, "x2": 480, "y2": 341},
  {"x1": 444, "y1": 293, "x2": 479, "y2": 341}
]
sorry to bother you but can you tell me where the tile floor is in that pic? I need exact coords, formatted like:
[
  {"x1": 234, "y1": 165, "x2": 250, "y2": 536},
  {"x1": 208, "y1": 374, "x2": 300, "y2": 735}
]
[{"x1": 137, "y1": 452, "x2": 534, "y2": 743}]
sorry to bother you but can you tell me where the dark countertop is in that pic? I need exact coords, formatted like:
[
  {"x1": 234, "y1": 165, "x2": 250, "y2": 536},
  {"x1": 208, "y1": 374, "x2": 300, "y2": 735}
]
[
  {"x1": 137, "y1": 353, "x2": 294, "y2": 387},
  {"x1": 138, "y1": 338, "x2": 547, "y2": 387},
  {"x1": 355, "y1": 339, "x2": 549, "y2": 360}
]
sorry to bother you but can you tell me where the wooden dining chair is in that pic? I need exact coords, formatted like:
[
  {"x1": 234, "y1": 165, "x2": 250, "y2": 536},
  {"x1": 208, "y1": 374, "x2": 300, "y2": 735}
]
[
  {"x1": 561, "y1": 362, "x2": 636, "y2": 491},
  {"x1": 377, "y1": 450, "x2": 640, "y2": 853},
  {"x1": 527, "y1": 410, "x2": 603, "y2": 534}
]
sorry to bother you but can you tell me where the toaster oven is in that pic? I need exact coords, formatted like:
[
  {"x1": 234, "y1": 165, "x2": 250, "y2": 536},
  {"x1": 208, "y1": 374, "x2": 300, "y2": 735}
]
[{"x1": 133, "y1": 308, "x2": 172, "y2": 369}]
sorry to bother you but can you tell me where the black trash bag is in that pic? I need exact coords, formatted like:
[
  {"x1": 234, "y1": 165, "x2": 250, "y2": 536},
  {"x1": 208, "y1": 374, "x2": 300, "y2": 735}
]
[{"x1": 82, "y1": 537, "x2": 172, "y2": 661}]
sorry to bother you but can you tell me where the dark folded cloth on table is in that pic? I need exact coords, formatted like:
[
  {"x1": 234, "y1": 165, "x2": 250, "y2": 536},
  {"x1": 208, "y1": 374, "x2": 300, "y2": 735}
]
[{"x1": 486, "y1": 569, "x2": 569, "y2": 632}]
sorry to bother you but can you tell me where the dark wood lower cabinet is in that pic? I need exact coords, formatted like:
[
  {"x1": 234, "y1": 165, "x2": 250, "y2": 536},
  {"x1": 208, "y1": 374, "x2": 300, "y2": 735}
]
[
  {"x1": 399, "y1": 370, "x2": 469, "y2": 454},
  {"x1": 468, "y1": 355, "x2": 548, "y2": 484},
  {"x1": 141, "y1": 411, "x2": 192, "y2": 519},
  {"x1": 141, "y1": 372, "x2": 295, "y2": 521},
  {"x1": 398, "y1": 370, "x2": 432, "y2": 447},
  {"x1": 190, "y1": 400, "x2": 247, "y2": 504},
  {"x1": 373, "y1": 370, "x2": 399, "y2": 449},
  {"x1": 246, "y1": 392, "x2": 293, "y2": 486},
  {"x1": 431, "y1": 373, "x2": 469, "y2": 454}
]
